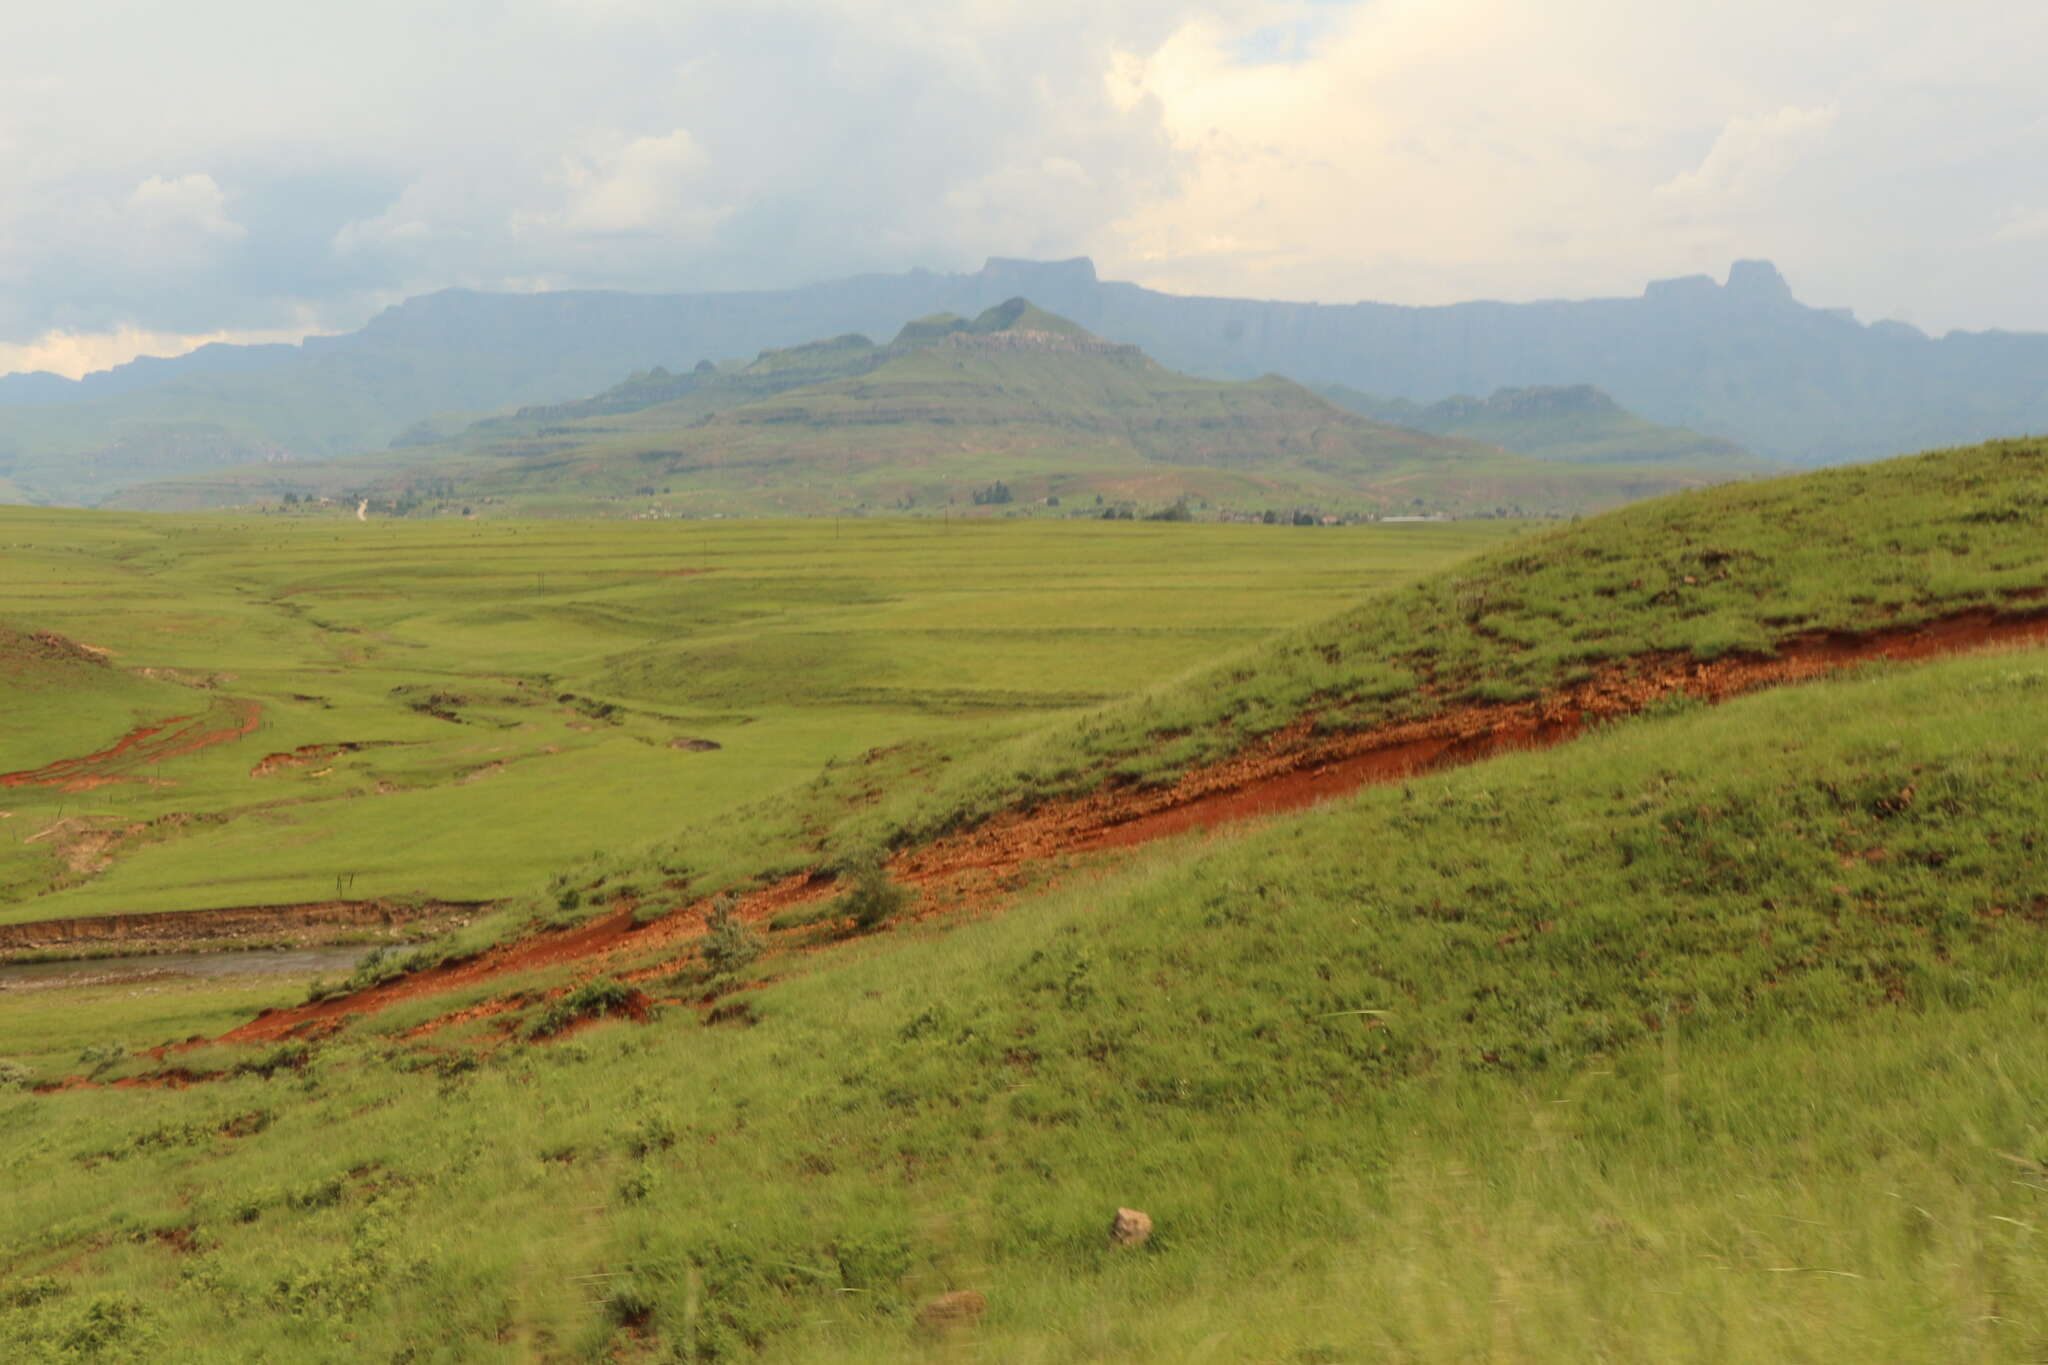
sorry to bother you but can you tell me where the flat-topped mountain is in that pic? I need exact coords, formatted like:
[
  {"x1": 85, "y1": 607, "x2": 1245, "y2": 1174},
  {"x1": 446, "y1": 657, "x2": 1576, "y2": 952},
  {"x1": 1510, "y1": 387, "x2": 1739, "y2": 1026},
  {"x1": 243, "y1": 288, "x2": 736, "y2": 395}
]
[{"x1": 113, "y1": 303, "x2": 1730, "y2": 519}]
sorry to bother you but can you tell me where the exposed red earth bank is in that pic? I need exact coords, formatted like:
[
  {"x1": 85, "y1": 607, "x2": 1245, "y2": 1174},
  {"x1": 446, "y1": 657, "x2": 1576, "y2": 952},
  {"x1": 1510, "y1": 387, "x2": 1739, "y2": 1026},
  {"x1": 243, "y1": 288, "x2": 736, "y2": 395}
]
[
  {"x1": 2, "y1": 699, "x2": 262, "y2": 791},
  {"x1": 199, "y1": 604, "x2": 2048, "y2": 1051}
]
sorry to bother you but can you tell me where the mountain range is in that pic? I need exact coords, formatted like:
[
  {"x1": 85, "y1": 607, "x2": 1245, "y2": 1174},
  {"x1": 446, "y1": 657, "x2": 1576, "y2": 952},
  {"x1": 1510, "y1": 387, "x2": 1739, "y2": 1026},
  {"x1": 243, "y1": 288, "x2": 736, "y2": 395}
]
[
  {"x1": 108, "y1": 301, "x2": 1721, "y2": 520},
  {"x1": 6, "y1": 255, "x2": 2045, "y2": 505}
]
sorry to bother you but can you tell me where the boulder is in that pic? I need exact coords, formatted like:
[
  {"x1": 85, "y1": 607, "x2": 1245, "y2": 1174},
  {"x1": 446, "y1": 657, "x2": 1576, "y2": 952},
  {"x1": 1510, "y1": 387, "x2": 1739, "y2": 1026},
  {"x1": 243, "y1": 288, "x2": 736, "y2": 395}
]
[{"x1": 1109, "y1": 1207, "x2": 1153, "y2": 1247}]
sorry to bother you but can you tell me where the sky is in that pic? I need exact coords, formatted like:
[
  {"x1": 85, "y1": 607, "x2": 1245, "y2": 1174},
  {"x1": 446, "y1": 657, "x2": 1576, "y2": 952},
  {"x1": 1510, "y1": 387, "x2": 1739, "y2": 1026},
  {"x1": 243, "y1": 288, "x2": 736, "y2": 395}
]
[{"x1": 4, "y1": 0, "x2": 2046, "y2": 377}]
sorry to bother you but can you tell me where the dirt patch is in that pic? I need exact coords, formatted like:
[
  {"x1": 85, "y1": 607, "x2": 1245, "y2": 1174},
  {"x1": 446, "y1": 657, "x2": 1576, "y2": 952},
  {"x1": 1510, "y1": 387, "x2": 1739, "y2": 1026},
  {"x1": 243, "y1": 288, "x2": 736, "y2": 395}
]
[
  {"x1": 3, "y1": 629, "x2": 113, "y2": 670},
  {"x1": 0, "y1": 898, "x2": 491, "y2": 959},
  {"x1": 153, "y1": 603, "x2": 2048, "y2": 1047},
  {"x1": 251, "y1": 742, "x2": 364, "y2": 777},
  {"x1": 670, "y1": 738, "x2": 722, "y2": 752},
  {"x1": 1, "y1": 699, "x2": 263, "y2": 792},
  {"x1": 898, "y1": 605, "x2": 2048, "y2": 877}
]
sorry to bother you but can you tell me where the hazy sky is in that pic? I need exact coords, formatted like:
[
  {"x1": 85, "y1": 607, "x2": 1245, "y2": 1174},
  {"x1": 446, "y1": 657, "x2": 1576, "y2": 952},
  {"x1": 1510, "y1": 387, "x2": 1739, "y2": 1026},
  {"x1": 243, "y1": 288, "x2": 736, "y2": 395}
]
[{"x1": 5, "y1": 0, "x2": 2045, "y2": 376}]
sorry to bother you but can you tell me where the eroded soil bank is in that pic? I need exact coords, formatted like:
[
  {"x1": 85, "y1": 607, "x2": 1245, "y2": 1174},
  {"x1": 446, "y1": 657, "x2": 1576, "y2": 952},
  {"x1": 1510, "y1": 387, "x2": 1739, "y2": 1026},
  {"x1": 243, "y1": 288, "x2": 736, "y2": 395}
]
[
  {"x1": 205, "y1": 604, "x2": 2048, "y2": 1047},
  {"x1": 0, "y1": 699, "x2": 263, "y2": 792}
]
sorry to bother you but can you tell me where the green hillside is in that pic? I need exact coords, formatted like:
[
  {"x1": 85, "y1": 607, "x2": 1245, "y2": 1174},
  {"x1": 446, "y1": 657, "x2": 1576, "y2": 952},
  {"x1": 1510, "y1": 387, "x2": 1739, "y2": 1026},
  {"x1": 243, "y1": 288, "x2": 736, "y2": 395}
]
[
  {"x1": 110, "y1": 303, "x2": 1727, "y2": 520},
  {"x1": 9, "y1": 439, "x2": 2048, "y2": 1359},
  {"x1": 577, "y1": 435, "x2": 2048, "y2": 897},
  {"x1": 1318, "y1": 381, "x2": 1765, "y2": 469}
]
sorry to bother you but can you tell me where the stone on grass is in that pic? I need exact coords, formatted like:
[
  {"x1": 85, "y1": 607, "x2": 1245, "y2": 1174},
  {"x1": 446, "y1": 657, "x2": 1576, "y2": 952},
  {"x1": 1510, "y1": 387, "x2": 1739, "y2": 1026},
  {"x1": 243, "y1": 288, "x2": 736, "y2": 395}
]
[{"x1": 1109, "y1": 1207, "x2": 1153, "y2": 1247}]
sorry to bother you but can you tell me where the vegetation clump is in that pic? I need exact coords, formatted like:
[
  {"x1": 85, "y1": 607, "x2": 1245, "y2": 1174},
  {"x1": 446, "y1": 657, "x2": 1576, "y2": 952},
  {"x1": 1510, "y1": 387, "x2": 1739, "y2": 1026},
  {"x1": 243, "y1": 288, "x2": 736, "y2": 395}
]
[
  {"x1": 834, "y1": 859, "x2": 908, "y2": 934},
  {"x1": 699, "y1": 894, "x2": 763, "y2": 973},
  {"x1": 526, "y1": 979, "x2": 638, "y2": 1040}
]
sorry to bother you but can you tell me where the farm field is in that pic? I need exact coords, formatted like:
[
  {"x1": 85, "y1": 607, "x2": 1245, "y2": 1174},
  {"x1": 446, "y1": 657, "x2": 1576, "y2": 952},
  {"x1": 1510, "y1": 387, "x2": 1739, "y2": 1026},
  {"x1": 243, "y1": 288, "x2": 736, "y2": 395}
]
[{"x1": 0, "y1": 508, "x2": 1520, "y2": 928}]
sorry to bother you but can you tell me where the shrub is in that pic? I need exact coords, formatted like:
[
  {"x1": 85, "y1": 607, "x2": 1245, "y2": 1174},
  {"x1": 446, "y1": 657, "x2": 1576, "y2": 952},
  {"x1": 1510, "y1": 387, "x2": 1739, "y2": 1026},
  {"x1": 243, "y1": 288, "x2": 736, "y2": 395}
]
[
  {"x1": 700, "y1": 895, "x2": 763, "y2": 973},
  {"x1": 527, "y1": 979, "x2": 638, "y2": 1040},
  {"x1": 836, "y1": 860, "x2": 909, "y2": 934}
]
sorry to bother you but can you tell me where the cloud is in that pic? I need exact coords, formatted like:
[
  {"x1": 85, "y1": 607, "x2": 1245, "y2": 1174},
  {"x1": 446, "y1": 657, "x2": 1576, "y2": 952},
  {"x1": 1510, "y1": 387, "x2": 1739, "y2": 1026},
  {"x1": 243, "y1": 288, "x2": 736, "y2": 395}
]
[
  {"x1": 0, "y1": 319, "x2": 325, "y2": 382},
  {"x1": 557, "y1": 130, "x2": 718, "y2": 236},
  {"x1": 1093, "y1": 0, "x2": 2048, "y2": 333},
  {"x1": 1654, "y1": 106, "x2": 1838, "y2": 205},
  {"x1": 3, "y1": 0, "x2": 2048, "y2": 369},
  {"x1": 127, "y1": 173, "x2": 246, "y2": 241}
]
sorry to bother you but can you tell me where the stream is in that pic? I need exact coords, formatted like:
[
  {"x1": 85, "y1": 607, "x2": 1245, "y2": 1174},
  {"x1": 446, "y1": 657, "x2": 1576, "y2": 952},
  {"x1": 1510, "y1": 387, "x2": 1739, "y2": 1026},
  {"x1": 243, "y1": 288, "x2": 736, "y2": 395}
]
[{"x1": 0, "y1": 945, "x2": 368, "y2": 992}]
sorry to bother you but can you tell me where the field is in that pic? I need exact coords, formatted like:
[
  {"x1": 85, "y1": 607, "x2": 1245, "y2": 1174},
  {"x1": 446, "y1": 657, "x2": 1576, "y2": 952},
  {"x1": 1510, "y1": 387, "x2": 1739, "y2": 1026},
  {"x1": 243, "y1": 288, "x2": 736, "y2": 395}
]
[
  {"x1": 0, "y1": 508, "x2": 1517, "y2": 928},
  {"x1": 9, "y1": 440, "x2": 2048, "y2": 1361}
]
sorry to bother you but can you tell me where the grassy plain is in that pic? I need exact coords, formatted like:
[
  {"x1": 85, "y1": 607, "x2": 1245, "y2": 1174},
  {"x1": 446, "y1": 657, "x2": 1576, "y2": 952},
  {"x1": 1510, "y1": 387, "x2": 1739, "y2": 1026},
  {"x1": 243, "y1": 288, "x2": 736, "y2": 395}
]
[
  {"x1": 0, "y1": 508, "x2": 1518, "y2": 922},
  {"x1": 8, "y1": 647, "x2": 2048, "y2": 1360}
]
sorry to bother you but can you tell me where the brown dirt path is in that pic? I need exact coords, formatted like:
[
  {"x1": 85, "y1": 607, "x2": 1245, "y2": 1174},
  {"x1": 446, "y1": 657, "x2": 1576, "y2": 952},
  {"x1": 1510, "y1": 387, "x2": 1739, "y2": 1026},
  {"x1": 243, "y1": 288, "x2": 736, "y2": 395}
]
[
  {"x1": 193, "y1": 604, "x2": 2048, "y2": 1047},
  {"x1": 1, "y1": 699, "x2": 263, "y2": 791}
]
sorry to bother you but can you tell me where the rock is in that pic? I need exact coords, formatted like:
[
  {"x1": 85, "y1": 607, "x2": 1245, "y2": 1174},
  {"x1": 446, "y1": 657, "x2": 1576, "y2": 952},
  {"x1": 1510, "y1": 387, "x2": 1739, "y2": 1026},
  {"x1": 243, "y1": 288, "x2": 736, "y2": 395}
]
[
  {"x1": 670, "y1": 737, "x2": 722, "y2": 752},
  {"x1": 915, "y1": 1289, "x2": 986, "y2": 1331},
  {"x1": 1109, "y1": 1207, "x2": 1153, "y2": 1247}
]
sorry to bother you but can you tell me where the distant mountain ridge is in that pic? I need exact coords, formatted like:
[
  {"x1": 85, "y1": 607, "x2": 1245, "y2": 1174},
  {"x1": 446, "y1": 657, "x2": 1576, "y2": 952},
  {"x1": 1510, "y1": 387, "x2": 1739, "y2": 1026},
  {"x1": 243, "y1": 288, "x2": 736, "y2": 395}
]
[
  {"x1": 6, "y1": 255, "x2": 2046, "y2": 504},
  {"x1": 112, "y1": 301, "x2": 1723, "y2": 520},
  {"x1": 1314, "y1": 382, "x2": 1762, "y2": 469}
]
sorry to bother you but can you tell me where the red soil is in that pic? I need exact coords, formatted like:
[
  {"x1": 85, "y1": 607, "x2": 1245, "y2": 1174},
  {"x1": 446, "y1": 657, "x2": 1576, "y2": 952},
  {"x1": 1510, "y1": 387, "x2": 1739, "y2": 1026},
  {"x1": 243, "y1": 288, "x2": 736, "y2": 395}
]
[
  {"x1": 98, "y1": 603, "x2": 2048, "y2": 1058},
  {"x1": 2, "y1": 699, "x2": 263, "y2": 792}
]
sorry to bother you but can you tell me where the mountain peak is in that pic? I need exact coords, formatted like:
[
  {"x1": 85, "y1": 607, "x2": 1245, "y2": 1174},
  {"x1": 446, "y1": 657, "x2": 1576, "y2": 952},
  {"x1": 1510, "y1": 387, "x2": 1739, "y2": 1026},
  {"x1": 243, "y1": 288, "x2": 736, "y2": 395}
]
[
  {"x1": 1725, "y1": 259, "x2": 1794, "y2": 306},
  {"x1": 979, "y1": 255, "x2": 1097, "y2": 286}
]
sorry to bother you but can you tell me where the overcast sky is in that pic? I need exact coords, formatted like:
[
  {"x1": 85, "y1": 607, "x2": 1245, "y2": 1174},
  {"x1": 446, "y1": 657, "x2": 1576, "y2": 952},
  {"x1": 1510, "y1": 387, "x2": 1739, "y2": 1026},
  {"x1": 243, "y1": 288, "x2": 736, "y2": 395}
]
[{"x1": 4, "y1": 0, "x2": 2045, "y2": 377}]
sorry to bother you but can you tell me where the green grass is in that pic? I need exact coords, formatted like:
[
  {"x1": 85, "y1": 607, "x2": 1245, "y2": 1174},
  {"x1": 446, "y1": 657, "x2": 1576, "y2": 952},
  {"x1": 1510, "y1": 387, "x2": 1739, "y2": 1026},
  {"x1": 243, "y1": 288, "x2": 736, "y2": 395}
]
[
  {"x1": 803, "y1": 435, "x2": 2048, "y2": 861},
  {"x1": 8, "y1": 644, "x2": 2048, "y2": 1359},
  {"x1": 0, "y1": 509, "x2": 1516, "y2": 920}
]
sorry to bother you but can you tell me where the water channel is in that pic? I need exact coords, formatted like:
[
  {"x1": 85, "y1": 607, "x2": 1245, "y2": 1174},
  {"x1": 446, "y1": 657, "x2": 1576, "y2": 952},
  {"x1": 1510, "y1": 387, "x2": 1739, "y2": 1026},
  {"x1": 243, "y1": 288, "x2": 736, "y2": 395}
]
[{"x1": 0, "y1": 945, "x2": 367, "y2": 992}]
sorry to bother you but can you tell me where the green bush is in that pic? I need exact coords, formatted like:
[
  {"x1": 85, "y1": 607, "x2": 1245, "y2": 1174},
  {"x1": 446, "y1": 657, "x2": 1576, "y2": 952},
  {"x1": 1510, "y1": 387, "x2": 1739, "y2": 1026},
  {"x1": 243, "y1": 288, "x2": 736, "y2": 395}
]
[
  {"x1": 700, "y1": 895, "x2": 763, "y2": 972},
  {"x1": 527, "y1": 979, "x2": 638, "y2": 1040},
  {"x1": 836, "y1": 860, "x2": 908, "y2": 934}
]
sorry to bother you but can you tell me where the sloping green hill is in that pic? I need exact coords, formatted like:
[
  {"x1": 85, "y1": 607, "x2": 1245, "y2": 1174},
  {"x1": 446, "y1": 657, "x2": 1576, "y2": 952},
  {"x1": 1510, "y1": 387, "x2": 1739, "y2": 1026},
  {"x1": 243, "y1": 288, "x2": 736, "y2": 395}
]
[
  {"x1": 12, "y1": 440, "x2": 2048, "y2": 1360},
  {"x1": 113, "y1": 303, "x2": 1725, "y2": 520}
]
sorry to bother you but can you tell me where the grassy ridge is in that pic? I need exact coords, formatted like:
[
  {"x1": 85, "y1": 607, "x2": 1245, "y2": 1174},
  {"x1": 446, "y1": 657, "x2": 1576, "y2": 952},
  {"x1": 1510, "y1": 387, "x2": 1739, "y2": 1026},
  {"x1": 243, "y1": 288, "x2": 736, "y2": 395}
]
[
  {"x1": 500, "y1": 437, "x2": 2048, "y2": 927},
  {"x1": 815, "y1": 436, "x2": 2048, "y2": 856},
  {"x1": 8, "y1": 645, "x2": 2048, "y2": 1359}
]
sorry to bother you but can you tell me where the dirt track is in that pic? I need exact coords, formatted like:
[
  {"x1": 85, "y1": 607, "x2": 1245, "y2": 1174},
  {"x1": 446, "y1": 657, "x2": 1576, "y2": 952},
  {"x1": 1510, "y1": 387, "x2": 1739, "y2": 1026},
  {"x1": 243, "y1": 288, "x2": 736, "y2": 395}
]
[{"x1": 204, "y1": 603, "x2": 2048, "y2": 1047}]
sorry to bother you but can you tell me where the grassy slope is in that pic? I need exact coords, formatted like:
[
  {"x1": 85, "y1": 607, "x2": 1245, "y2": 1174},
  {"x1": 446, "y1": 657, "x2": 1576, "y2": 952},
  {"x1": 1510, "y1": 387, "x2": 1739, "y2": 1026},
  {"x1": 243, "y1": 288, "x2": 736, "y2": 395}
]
[
  {"x1": 7, "y1": 645, "x2": 2048, "y2": 1360},
  {"x1": 110, "y1": 308, "x2": 1719, "y2": 520},
  {"x1": 807, "y1": 436, "x2": 2048, "y2": 860},
  {"x1": 0, "y1": 510, "x2": 1510, "y2": 921}
]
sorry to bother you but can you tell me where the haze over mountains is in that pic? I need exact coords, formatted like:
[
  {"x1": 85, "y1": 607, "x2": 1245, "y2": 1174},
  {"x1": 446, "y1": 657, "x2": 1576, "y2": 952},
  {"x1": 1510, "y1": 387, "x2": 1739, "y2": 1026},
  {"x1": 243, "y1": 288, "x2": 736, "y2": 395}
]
[{"x1": 5, "y1": 255, "x2": 2046, "y2": 506}]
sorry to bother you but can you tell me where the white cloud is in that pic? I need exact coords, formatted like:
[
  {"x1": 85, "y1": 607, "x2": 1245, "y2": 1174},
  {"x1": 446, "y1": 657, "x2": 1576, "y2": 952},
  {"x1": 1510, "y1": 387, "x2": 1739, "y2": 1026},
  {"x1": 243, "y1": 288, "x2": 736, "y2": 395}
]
[
  {"x1": 0, "y1": 318, "x2": 325, "y2": 381},
  {"x1": 1654, "y1": 106, "x2": 1838, "y2": 205},
  {"x1": 127, "y1": 173, "x2": 245, "y2": 240},
  {"x1": 558, "y1": 130, "x2": 721, "y2": 236},
  {"x1": 4, "y1": 0, "x2": 2048, "y2": 353}
]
